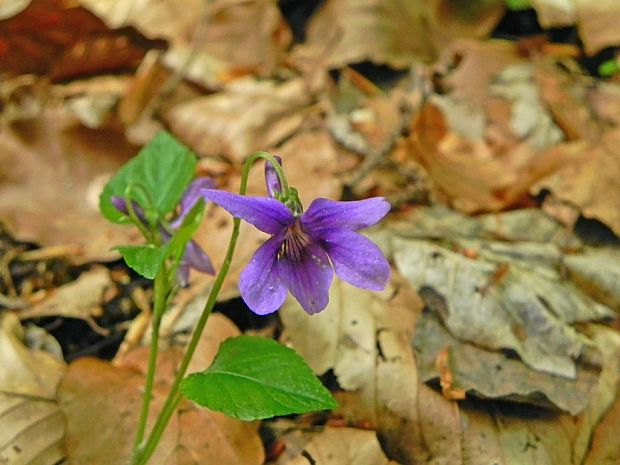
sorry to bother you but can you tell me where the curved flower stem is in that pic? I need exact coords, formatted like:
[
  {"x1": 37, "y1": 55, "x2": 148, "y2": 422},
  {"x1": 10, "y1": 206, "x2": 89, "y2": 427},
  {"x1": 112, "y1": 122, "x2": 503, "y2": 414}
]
[{"x1": 134, "y1": 151, "x2": 286, "y2": 465}]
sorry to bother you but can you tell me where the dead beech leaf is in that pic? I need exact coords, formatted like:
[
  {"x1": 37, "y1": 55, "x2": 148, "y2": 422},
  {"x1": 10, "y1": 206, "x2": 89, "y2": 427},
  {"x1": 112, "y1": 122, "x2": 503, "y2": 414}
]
[
  {"x1": 163, "y1": 78, "x2": 312, "y2": 163},
  {"x1": 408, "y1": 101, "x2": 567, "y2": 212},
  {"x1": 0, "y1": 111, "x2": 140, "y2": 263},
  {"x1": 529, "y1": 1, "x2": 620, "y2": 54},
  {"x1": 414, "y1": 311, "x2": 600, "y2": 414},
  {"x1": 79, "y1": 0, "x2": 290, "y2": 87},
  {"x1": 373, "y1": 206, "x2": 615, "y2": 381},
  {"x1": 533, "y1": 129, "x2": 620, "y2": 236},
  {"x1": 19, "y1": 266, "x2": 113, "y2": 322},
  {"x1": 0, "y1": 312, "x2": 66, "y2": 465},
  {"x1": 291, "y1": 0, "x2": 436, "y2": 70},
  {"x1": 283, "y1": 427, "x2": 399, "y2": 465},
  {"x1": 58, "y1": 313, "x2": 264, "y2": 465},
  {"x1": 426, "y1": 0, "x2": 505, "y2": 39}
]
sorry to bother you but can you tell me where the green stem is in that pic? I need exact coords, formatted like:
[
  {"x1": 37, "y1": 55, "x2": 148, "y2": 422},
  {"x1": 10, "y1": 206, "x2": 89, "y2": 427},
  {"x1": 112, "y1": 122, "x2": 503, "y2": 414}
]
[
  {"x1": 132, "y1": 267, "x2": 168, "y2": 454},
  {"x1": 134, "y1": 151, "x2": 285, "y2": 465}
]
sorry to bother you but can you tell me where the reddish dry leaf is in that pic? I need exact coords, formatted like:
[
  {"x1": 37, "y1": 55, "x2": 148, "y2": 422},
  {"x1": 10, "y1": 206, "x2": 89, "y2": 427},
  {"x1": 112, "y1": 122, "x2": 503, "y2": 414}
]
[
  {"x1": 0, "y1": 0, "x2": 150, "y2": 80},
  {"x1": 407, "y1": 102, "x2": 565, "y2": 212},
  {"x1": 0, "y1": 111, "x2": 140, "y2": 263},
  {"x1": 59, "y1": 313, "x2": 264, "y2": 465}
]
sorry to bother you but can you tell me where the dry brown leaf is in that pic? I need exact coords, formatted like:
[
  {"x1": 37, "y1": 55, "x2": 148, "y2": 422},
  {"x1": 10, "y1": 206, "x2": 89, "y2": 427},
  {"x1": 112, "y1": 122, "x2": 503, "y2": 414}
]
[
  {"x1": 0, "y1": 312, "x2": 66, "y2": 465},
  {"x1": 163, "y1": 78, "x2": 313, "y2": 163},
  {"x1": 426, "y1": 0, "x2": 505, "y2": 39},
  {"x1": 58, "y1": 313, "x2": 264, "y2": 465},
  {"x1": 291, "y1": 0, "x2": 436, "y2": 70},
  {"x1": 533, "y1": 129, "x2": 620, "y2": 236},
  {"x1": 79, "y1": 0, "x2": 291, "y2": 87},
  {"x1": 0, "y1": 110, "x2": 140, "y2": 263},
  {"x1": 282, "y1": 427, "x2": 399, "y2": 465},
  {"x1": 408, "y1": 102, "x2": 566, "y2": 212},
  {"x1": 19, "y1": 266, "x2": 113, "y2": 322}
]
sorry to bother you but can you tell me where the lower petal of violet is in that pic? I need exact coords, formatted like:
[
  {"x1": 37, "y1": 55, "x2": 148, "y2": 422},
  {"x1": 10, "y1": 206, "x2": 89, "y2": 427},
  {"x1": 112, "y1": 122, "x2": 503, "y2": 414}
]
[
  {"x1": 319, "y1": 229, "x2": 390, "y2": 291},
  {"x1": 278, "y1": 242, "x2": 333, "y2": 315},
  {"x1": 177, "y1": 240, "x2": 215, "y2": 286},
  {"x1": 239, "y1": 234, "x2": 288, "y2": 315}
]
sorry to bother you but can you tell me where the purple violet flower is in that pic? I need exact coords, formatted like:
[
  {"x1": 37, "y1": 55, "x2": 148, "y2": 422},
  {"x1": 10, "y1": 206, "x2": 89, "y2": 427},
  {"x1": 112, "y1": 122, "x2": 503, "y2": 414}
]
[
  {"x1": 201, "y1": 162, "x2": 391, "y2": 315},
  {"x1": 111, "y1": 178, "x2": 215, "y2": 286}
]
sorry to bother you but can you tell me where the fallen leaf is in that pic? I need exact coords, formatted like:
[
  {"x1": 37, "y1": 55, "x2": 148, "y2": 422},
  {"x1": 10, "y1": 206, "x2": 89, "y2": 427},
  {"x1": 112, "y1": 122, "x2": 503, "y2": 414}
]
[
  {"x1": 58, "y1": 313, "x2": 264, "y2": 465},
  {"x1": 282, "y1": 427, "x2": 399, "y2": 465},
  {"x1": 0, "y1": 111, "x2": 140, "y2": 263},
  {"x1": 533, "y1": 129, "x2": 620, "y2": 237},
  {"x1": 426, "y1": 0, "x2": 505, "y2": 39},
  {"x1": 0, "y1": 312, "x2": 66, "y2": 465},
  {"x1": 0, "y1": 0, "x2": 150, "y2": 80},
  {"x1": 79, "y1": 0, "x2": 291, "y2": 87},
  {"x1": 19, "y1": 266, "x2": 113, "y2": 322},
  {"x1": 163, "y1": 78, "x2": 313, "y2": 163},
  {"x1": 414, "y1": 310, "x2": 600, "y2": 414},
  {"x1": 291, "y1": 0, "x2": 436, "y2": 70}
]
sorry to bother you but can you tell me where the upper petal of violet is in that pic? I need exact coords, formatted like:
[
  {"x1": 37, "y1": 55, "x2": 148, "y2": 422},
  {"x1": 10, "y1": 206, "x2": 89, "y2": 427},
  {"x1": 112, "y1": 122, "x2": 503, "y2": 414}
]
[
  {"x1": 264, "y1": 156, "x2": 283, "y2": 198},
  {"x1": 239, "y1": 233, "x2": 288, "y2": 315},
  {"x1": 319, "y1": 229, "x2": 390, "y2": 291},
  {"x1": 201, "y1": 189, "x2": 294, "y2": 234},
  {"x1": 301, "y1": 197, "x2": 390, "y2": 236},
  {"x1": 171, "y1": 177, "x2": 215, "y2": 228}
]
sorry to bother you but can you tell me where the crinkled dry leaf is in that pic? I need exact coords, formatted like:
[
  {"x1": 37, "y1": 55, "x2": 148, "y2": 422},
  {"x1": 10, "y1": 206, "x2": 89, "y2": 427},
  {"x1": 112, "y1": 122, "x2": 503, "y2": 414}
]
[
  {"x1": 163, "y1": 78, "x2": 313, "y2": 163},
  {"x1": 532, "y1": 0, "x2": 620, "y2": 55},
  {"x1": 79, "y1": 0, "x2": 290, "y2": 87},
  {"x1": 19, "y1": 266, "x2": 113, "y2": 322},
  {"x1": 0, "y1": 312, "x2": 66, "y2": 465},
  {"x1": 533, "y1": 129, "x2": 620, "y2": 237},
  {"x1": 414, "y1": 311, "x2": 599, "y2": 414},
  {"x1": 0, "y1": 112, "x2": 140, "y2": 263},
  {"x1": 283, "y1": 427, "x2": 399, "y2": 465},
  {"x1": 58, "y1": 313, "x2": 264, "y2": 465},
  {"x1": 372, "y1": 206, "x2": 614, "y2": 382},
  {"x1": 291, "y1": 0, "x2": 436, "y2": 70}
]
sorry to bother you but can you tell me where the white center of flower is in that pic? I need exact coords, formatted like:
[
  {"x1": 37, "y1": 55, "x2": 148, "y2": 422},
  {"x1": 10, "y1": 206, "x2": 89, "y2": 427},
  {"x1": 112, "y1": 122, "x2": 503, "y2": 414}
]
[{"x1": 279, "y1": 220, "x2": 311, "y2": 262}]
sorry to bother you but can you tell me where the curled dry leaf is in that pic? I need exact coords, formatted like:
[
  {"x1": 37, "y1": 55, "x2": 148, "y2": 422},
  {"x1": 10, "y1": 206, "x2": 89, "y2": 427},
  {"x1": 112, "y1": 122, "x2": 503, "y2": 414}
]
[
  {"x1": 19, "y1": 266, "x2": 113, "y2": 325},
  {"x1": 533, "y1": 129, "x2": 620, "y2": 237},
  {"x1": 79, "y1": 0, "x2": 291, "y2": 87},
  {"x1": 0, "y1": 312, "x2": 66, "y2": 465},
  {"x1": 0, "y1": 111, "x2": 140, "y2": 263},
  {"x1": 163, "y1": 78, "x2": 313, "y2": 163},
  {"x1": 291, "y1": 0, "x2": 436, "y2": 70},
  {"x1": 530, "y1": 0, "x2": 620, "y2": 55},
  {"x1": 58, "y1": 313, "x2": 264, "y2": 465}
]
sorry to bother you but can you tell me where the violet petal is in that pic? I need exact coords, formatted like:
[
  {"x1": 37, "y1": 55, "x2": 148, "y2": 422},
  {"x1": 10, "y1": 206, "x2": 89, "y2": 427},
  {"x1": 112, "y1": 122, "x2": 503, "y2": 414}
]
[
  {"x1": 301, "y1": 198, "x2": 390, "y2": 236},
  {"x1": 278, "y1": 242, "x2": 333, "y2": 314},
  {"x1": 239, "y1": 234, "x2": 288, "y2": 315},
  {"x1": 201, "y1": 189, "x2": 294, "y2": 234},
  {"x1": 182, "y1": 240, "x2": 215, "y2": 275},
  {"x1": 319, "y1": 229, "x2": 390, "y2": 291},
  {"x1": 264, "y1": 156, "x2": 283, "y2": 198},
  {"x1": 171, "y1": 177, "x2": 215, "y2": 228}
]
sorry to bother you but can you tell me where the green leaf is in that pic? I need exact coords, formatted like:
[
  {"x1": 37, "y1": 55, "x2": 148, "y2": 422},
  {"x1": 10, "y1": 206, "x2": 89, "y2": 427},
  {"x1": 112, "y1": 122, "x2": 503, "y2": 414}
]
[
  {"x1": 116, "y1": 244, "x2": 169, "y2": 279},
  {"x1": 505, "y1": 0, "x2": 530, "y2": 10},
  {"x1": 180, "y1": 336, "x2": 338, "y2": 420},
  {"x1": 100, "y1": 131, "x2": 197, "y2": 224}
]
